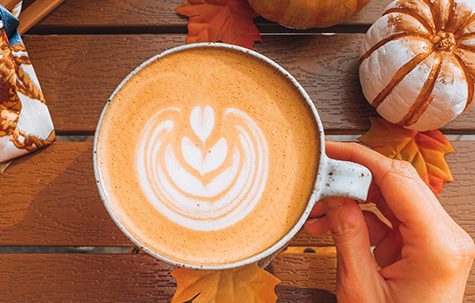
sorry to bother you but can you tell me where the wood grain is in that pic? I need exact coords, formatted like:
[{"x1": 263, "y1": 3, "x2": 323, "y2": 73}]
[
  {"x1": 6, "y1": 1, "x2": 472, "y2": 302},
  {"x1": 1, "y1": 0, "x2": 21, "y2": 11},
  {"x1": 276, "y1": 286, "x2": 337, "y2": 303},
  {"x1": 24, "y1": 34, "x2": 475, "y2": 134},
  {"x1": 0, "y1": 253, "x2": 472, "y2": 303},
  {"x1": 273, "y1": 251, "x2": 336, "y2": 291},
  {"x1": 22, "y1": 0, "x2": 391, "y2": 32},
  {"x1": 0, "y1": 254, "x2": 175, "y2": 302},
  {"x1": 272, "y1": 252, "x2": 475, "y2": 303},
  {"x1": 0, "y1": 141, "x2": 473, "y2": 247},
  {"x1": 18, "y1": 0, "x2": 65, "y2": 34},
  {"x1": 0, "y1": 253, "x2": 337, "y2": 303},
  {"x1": 0, "y1": 142, "x2": 129, "y2": 245}
]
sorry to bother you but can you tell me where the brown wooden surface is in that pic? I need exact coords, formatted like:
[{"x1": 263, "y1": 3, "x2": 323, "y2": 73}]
[
  {"x1": 0, "y1": 253, "x2": 335, "y2": 303},
  {"x1": 272, "y1": 252, "x2": 475, "y2": 303},
  {"x1": 276, "y1": 287, "x2": 337, "y2": 303},
  {"x1": 25, "y1": 34, "x2": 475, "y2": 134},
  {"x1": 0, "y1": 253, "x2": 472, "y2": 303},
  {"x1": 4, "y1": 0, "x2": 475, "y2": 302},
  {"x1": 0, "y1": 254, "x2": 175, "y2": 302},
  {"x1": 273, "y1": 250, "x2": 337, "y2": 291},
  {"x1": 1, "y1": 141, "x2": 473, "y2": 247},
  {"x1": 0, "y1": 142, "x2": 129, "y2": 245},
  {"x1": 23, "y1": 0, "x2": 391, "y2": 31}
]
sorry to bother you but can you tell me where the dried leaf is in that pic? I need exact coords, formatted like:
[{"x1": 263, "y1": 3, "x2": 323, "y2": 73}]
[
  {"x1": 359, "y1": 117, "x2": 454, "y2": 195},
  {"x1": 171, "y1": 263, "x2": 280, "y2": 303},
  {"x1": 176, "y1": 0, "x2": 261, "y2": 49}
]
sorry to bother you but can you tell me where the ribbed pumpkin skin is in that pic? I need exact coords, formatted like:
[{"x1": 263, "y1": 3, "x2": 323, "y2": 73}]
[
  {"x1": 248, "y1": 0, "x2": 371, "y2": 29},
  {"x1": 359, "y1": 0, "x2": 475, "y2": 131}
]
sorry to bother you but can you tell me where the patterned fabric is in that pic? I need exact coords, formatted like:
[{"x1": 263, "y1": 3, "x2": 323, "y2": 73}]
[{"x1": 0, "y1": 5, "x2": 54, "y2": 164}]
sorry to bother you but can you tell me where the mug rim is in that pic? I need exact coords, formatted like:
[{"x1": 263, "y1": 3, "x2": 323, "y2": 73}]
[{"x1": 93, "y1": 42, "x2": 327, "y2": 270}]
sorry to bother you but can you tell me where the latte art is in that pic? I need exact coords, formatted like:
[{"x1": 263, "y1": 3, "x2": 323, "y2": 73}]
[
  {"x1": 136, "y1": 105, "x2": 269, "y2": 231},
  {"x1": 97, "y1": 47, "x2": 320, "y2": 266}
]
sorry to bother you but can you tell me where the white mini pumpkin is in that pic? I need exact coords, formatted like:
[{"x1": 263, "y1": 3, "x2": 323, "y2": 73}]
[{"x1": 359, "y1": 0, "x2": 475, "y2": 131}]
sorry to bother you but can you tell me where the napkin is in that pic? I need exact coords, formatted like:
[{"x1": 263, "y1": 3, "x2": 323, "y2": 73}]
[{"x1": 0, "y1": 4, "x2": 55, "y2": 172}]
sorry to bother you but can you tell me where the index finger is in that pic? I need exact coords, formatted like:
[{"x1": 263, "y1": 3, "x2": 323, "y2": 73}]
[
  {"x1": 325, "y1": 141, "x2": 445, "y2": 227},
  {"x1": 326, "y1": 141, "x2": 392, "y2": 185}
]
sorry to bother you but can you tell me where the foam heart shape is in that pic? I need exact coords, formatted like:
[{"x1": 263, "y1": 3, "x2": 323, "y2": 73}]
[
  {"x1": 190, "y1": 106, "x2": 215, "y2": 142},
  {"x1": 181, "y1": 136, "x2": 228, "y2": 175}
]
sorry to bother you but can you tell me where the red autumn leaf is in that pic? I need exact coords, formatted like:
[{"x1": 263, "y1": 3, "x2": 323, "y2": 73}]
[
  {"x1": 359, "y1": 117, "x2": 454, "y2": 196},
  {"x1": 176, "y1": 0, "x2": 261, "y2": 49}
]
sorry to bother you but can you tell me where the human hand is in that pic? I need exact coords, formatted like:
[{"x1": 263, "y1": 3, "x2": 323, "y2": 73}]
[{"x1": 305, "y1": 142, "x2": 475, "y2": 303}]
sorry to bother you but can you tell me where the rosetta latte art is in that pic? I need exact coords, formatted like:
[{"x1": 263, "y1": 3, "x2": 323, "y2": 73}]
[{"x1": 136, "y1": 105, "x2": 269, "y2": 231}]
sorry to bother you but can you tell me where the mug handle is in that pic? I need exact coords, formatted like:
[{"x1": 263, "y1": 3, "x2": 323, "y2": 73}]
[{"x1": 320, "y1": 157, "x2": 372, "y2": 202}]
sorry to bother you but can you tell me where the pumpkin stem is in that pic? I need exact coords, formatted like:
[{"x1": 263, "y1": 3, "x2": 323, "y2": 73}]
[{"x1": 433, "y1": 31, "x2": 456, "y2": 52}]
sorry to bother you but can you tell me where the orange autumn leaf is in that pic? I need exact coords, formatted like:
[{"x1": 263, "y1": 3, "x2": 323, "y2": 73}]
[
  {"x1": 171, "y1": 263, "x2": 280, "y2": 303},
  {"x1": 176, "y1": 0, "x2": 261, "y2": 49},
  {"x1": 359, "y1": 117, "x2": 454, "y2": 196}
]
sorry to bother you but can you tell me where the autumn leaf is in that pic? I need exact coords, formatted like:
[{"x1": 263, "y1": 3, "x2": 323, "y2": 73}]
[
  {"x1": 171, "y1": 263, "x2": 280, "y2": 303},
  {"x1": 359, "y1": 117, "x2": 454, "y2": 196},
  {"x1": 176, "y1": 0, "x2": 261, "y2": 49}
]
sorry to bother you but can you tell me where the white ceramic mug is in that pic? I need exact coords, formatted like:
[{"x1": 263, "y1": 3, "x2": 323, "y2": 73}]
[{"x1": 94, "y1": 43, "x2": 372, "y2": 270}]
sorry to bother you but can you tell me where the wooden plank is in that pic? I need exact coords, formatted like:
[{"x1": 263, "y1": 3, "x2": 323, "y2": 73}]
[
  {"x1": 0, "y1": 253, "x2": 472, "y2": 303},
  {"x1": 0, "y1": 254, "x2": 175, "y2": 302},
  {"x1": 0, "y1": 253, "x2": 336, "y2": 302},
  {"x1": 276, "y1": 287, "x2": 337, "y2": 303},
  {"x1": 25, "y1": 34, "x2": 475, "y2": 134},
  {"x1": 23, "y1": 0, "x2": 390, "y2": 31},
  {"x1": 0, "y1": 142, "x2": 130, "y2": 245},
  {"x1": 272, "y1": 252, "x2": 475, "y2": 303},
  {"x1": 273, "y1": 252, "x2": 336, "y2": 291},
  {"x1": 0, "y1": 141, "x2": 473, "y2": 247}
]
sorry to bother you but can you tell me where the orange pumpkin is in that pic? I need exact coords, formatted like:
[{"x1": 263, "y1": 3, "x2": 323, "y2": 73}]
[
  {"x1": 248, "y1": 0, "x2": 372, "y2": 29},
  {"x1": 359, "y1": 0, "x2": 475, "y2": 131}
]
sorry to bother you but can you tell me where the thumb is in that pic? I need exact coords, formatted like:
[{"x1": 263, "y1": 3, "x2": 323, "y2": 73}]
[{"x1": 322, "y1": 197, "x2": 380, "y2": 302}]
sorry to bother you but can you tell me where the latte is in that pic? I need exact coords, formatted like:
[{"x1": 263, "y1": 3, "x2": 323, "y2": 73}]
[{"x1": 96, "y1": 46, "x2": 320, "y2": 266}]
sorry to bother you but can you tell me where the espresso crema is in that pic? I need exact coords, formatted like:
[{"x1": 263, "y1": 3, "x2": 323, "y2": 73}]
[{"x1": 96, "y1": 46, "x2": 320, "y2": 266}]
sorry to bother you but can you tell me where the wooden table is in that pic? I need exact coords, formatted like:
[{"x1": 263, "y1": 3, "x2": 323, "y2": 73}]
[{"x1": 1, "y1": 0, "x2": 474, "y2": 302}]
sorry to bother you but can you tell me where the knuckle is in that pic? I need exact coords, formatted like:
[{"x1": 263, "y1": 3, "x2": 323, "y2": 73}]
[
  {"x1": 344, "y1": 142, "x2": 362, "y2": 162},
  {"x1": 468, "y1": 240, "x2": 475, "y2": 260},
  {"x1": 438, "y1": 231, "x2": 475, "y2": 272},
  {"x1": 331, "y1": 207, "x2": 362, "y2": 243},
  {"x1": 469, "y1": 237, "x2": 475, "y2": 258},
  {"x1": 347, "y1": 142, "x2": 361, "y2": 150},
  {"x1": 467, "y1": 238, "x2": 475, "y2": 260},
  {"x1": 451, "y1": 232, "x2": 475, "y2": 259},
  {"x1": 332, "y1": 221, "x2": 360, "y2": 243},
  {"x1": 390, "y1": 159, "x2": 418, "y2": 178}
]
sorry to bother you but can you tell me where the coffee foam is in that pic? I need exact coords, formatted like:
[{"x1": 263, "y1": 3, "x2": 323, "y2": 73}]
[
  {"x1": 137, "y1": 105, "x2": 269, "y2": 231},
  {"x1": 96, "y1": 47, "x2": 320, "y2": 266}
]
